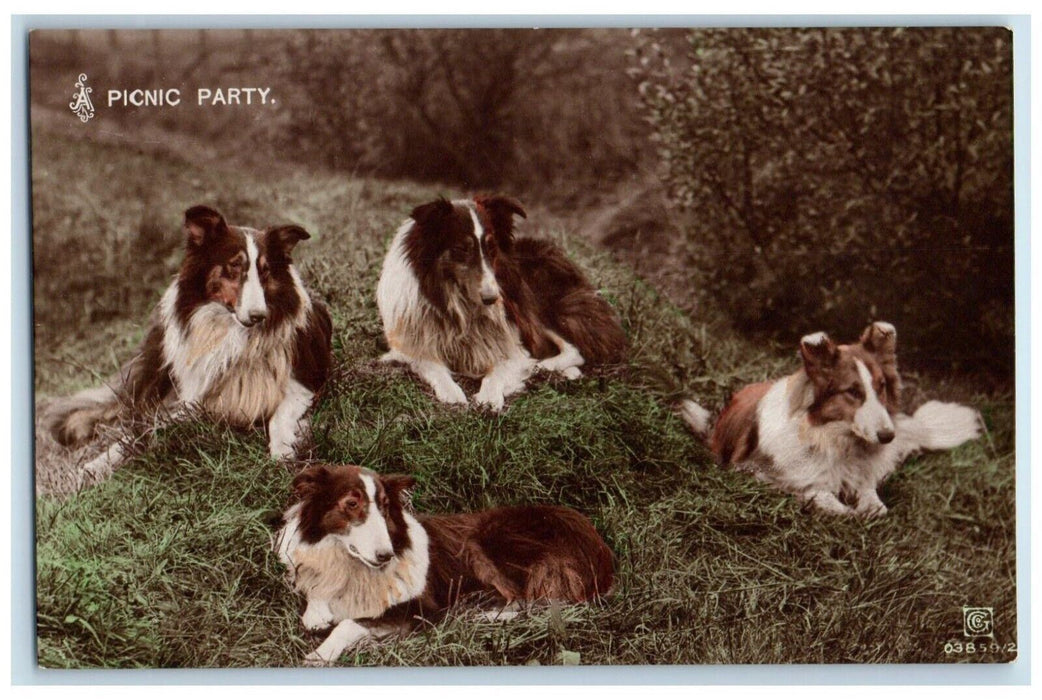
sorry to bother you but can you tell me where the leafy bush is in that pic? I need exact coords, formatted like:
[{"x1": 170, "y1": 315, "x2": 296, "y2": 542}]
[
  {"x1": 279, "y1": 29, "x2": 646, "y2": 195},
  {"x1": 631, "y1": 28, "x2": 1013, "y2": 378}
]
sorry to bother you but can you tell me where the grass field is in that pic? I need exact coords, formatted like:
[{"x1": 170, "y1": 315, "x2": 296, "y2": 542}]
[{"x1": 32, "y1": 127, "x2": 1017, "y2": 668}]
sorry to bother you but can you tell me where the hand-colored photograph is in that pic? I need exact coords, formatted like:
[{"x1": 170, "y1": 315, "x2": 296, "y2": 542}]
[{"x1": 30, "y1": 26, "x2": 1015, "y2": 668}]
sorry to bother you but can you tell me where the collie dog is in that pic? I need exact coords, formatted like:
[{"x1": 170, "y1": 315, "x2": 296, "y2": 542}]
[
  {"x1": 45, "y1": 205, "x2": 332, "y2": 481},
  {"x1": 275, "y1": 463, "x2": 614, "y2": 664},
  {"x1": 376, "y1": 195, "x2": 626, "y2": 410},
  {"x1": 680, "y1": 322, "x2": 982, "y2": 516}
]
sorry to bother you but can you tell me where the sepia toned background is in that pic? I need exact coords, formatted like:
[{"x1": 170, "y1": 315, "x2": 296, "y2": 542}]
[{"x1": 31, "y1": 28, "x2": 1015, "y2": 668}]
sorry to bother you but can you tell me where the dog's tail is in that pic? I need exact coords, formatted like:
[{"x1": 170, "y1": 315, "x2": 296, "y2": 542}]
[
  {"x1": 44, "y1": 380, "x2": 127, "y2": 447},
  {"x1": 44, "y1": 321, "x2": 174, "y2": 448},
  {"x1": 900, "y1": 400, "x2": 984, "y2": 452},
  {"x1": 677, "y1": 398, "x2": 713, "y2": 439}
]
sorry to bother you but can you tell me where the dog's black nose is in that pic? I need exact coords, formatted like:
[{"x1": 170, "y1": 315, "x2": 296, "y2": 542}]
[
  {"x1": 481, "y1": 295, "x2": 498, "y2": 306},
  {"x1": 375, "y1": 551, "x2": 394, "y2": 565},
  {"x1": 877, "y1": 429, "x2": 895, "y2": 444}
]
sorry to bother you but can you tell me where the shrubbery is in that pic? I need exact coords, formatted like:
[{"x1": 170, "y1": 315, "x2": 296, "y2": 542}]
[
  {"x1": 630, "y1": 28, "x2": 1013, "y2": 378},
  {"x1": 278, "y1": 29, "x2": 647, "y2": 196}
]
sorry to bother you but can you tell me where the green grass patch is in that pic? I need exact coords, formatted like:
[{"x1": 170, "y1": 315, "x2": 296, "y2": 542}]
[{"x1": 33, "y1": 128, "x2": 1016, "y2": 667}]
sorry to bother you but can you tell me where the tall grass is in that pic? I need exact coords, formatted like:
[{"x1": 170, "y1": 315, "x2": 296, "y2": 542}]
[{"x1": 33, "y1": 128, "x2": 1016, "y2": 667}]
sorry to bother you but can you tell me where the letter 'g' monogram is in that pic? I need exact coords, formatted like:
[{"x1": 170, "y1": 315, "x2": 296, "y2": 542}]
[
  {"x1": 69, "y1": 73, "x2": 95, "y2": 123},
  {"x1": 962, "y1": 607, "x2": 994, "y2": 638}
]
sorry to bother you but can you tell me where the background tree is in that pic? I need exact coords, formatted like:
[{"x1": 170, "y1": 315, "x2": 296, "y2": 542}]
[{"x1": 631, "y1": 27, "x2": 1013, "y2": 377}]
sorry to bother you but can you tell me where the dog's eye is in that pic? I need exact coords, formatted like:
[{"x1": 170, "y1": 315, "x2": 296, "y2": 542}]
[
  {"x1": 344, "y1": 499, "x2": 359, "y2": 511},
  {"x1": 845, "y1": 385, "x2": 864, "y2": 400}
]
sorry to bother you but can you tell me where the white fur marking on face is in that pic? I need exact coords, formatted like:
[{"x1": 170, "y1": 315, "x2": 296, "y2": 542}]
[
  {"x1": 853, "y1": 359, "x2": 894, "y2": 443},
  {"x1": 338, "y1": 473, "x2": 394, "y2": 569},
  {"x1": 469, "y1": 206, "x2": 500, "y2": 301},
  {"x1": 237, "y1": 233, "x2": 267, "y2": 324}
]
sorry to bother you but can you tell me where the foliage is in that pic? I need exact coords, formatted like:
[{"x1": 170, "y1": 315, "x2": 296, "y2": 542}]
[
  {"x1": 631, "y1": 28, "x2": 1013, "y2": 378},
  {"x1": 279, "y1": 29, "x2": 646, "y2": 194}
]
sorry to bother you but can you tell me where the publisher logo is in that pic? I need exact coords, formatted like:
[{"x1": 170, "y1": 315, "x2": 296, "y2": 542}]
[
  {"x1": 963, "y1": 607, "x2": 994, "y2": 638},
  {"x1": 69, "y1": 73, "x2": 95, "y2": 123}
]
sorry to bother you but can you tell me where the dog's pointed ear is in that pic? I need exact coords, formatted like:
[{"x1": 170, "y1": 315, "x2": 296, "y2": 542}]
[
  {"x1": 380, "y1": 473, "x2": 417, "y2": 505},
  {"x1": 184, "y1": 205, "x2": 229, "y2": 248},
  {"x1": 476, "y1": 194, "x2": 526, "y2": 247},
  {"x1": 860, "y1": 322, "x2": 901, "y2": 409},
  {"x1": 410, "y1": 198, "x2": 454, "y2": 231},
  {"x1": 266, "y1": 224, "x2": 311, "y2": 260},
  {"x1": 291, "y1": 464, "x2": 329, "y2": 501},
  {"x1": 860, "y1": 321, "x2": 897, "y2": 357},
  {"x1": 799, "y1": 331, "x2": 838, "y2": 380}
]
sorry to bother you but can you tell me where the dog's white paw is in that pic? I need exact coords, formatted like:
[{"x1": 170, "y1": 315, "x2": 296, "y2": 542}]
[
  {"x1": 807, "y1": 490, "x2": 855, "y2": 516},
  {"x1": 379, "y1": 350, "x2": 405, "y2": 364},
  {"x1": 561, "y1": 366, "x2": 582, "y2": 380},
  {"x1": 79, "y1": 443, "x2": 124, "y2": 485},
  {"x1": 913, "y1": 401, "x2": 983, "y2": 451},
  {"x1": 304, "y1": 649, "x2": 336, "y2": 667},
  {"x1": 474, "y1": 386, "x2": 506, "y2": 412},
  {"x1": 678, "y1": 399, "x2": 713, "y2": 437},
  {"x1": 855, "y1": 492, "x2": 889, "y2": 518},
  {"x1": 269, "y1": 437, "x2": 297, "y2": 461},
  {"x1": 301, "y1": 603, "x2": 335, "y2": 631},
  {"x1": 432, "y1": 379, "x2": 468, "y2": 405}
]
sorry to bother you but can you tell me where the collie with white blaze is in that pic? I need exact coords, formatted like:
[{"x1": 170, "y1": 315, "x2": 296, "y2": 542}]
[
  {"x1": 275, "y1": 463, "x2": 614, "y2": 665},
  {"x1": 45, "y1": 205, "x2": 333, "y2": 482},
  {"x1": 680, "y1": 322, "x2": 982, "y2": 516},
  {"x1": 376, "y1": 195, "x2": 626, "y2": 411}
]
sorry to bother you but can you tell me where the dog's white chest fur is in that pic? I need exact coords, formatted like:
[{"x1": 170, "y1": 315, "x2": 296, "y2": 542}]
[
  {"x1": 754, "y1": 378, "x2": 895, "y2": 497},
  {"x1": 276, "y1": 506, "x2": 430, "y2": 623},
  {"x1": 376, "y1": 222, "x2": 521, "y2": 376},
  {"x1": 158, "y1": 282, "x2": 297, "y2": 426}
]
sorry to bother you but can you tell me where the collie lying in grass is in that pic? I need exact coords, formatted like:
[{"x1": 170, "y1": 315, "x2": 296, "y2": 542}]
[
  {"x1": 376, "y1": 195, "x2": 626, "y2": 411},
  {"x1": 45, "y1": 205, "x2": 332, "y2": 484},
  {"x1": 275, "y1": 463, "x2": 614, "y2": 664},
  {"x1": 681, "y1": 322, "x2": 982, "y2": 516}
]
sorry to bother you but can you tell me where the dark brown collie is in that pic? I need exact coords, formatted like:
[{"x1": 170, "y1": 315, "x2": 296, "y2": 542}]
[
  {"x1": 376, "y1": 195, "x2": 626, "y2": 410},
  {"x1": 45, "y1": 205, "x2": 332, "y2": 483},
  {"x1": 275, "y1": 463, "x2": 614, "y2": 664}
]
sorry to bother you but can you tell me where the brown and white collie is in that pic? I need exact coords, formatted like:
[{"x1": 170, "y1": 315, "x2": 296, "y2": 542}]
[
  {"x1": 45, "y1": 205, "x2": 332, "y2": 483},
  {"x1": 680, "y1": 322, "x2": 982, "y2": 516},
  {"x1": 376, "y1": 195, "x2": 626, "y2": 411},
  {"x1": 275, "y1": 463, "x2": 614, "y2": 664}
]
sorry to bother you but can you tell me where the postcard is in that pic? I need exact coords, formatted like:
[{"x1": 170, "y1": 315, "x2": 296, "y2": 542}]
[{"x1": 27, "y1": 25, "x2": 1017, "y2": 670}]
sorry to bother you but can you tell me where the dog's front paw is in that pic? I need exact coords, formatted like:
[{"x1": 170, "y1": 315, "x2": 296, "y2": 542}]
[
  {"x1": 379, "y1": 350, "x2": 406, "y2": 365},
  {"x1": 474, "y1": 386, "x2": 506, "y2": 412},
  {"x1": 855, "y1": 492, "x2": 889, "y2": 518},
  {"x1": 304, "y1": 649, "x2": 336, "y2": 667},
  {"x1": 806, "y1": 490, "x2": 855, "y2": 516},
  {"x1": 301, "y1": 603, "x2": 335, "y2": 632},
  {"x1": 432, "y1": 379, "x2": 468, "y2": 405},
  {"x1": 269, "y1": 438, "x2": 297, "y2": 461},
  {"x1": 913, "y1": 401, "x2": 983, "y2": 451},
  {"x1": 561, "y1": 366, "x2": 582, "y2": 380},
  {"x1": 79, "y1": 443, "x2": 124, "y2": 486}
]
